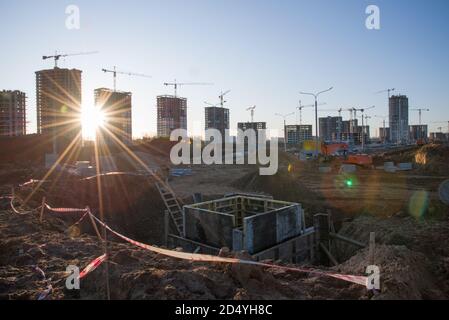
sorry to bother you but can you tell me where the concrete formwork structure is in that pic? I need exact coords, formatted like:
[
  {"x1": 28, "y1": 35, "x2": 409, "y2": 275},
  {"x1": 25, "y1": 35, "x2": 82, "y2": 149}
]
[{"x1": 181, "y1": 196, "x2": 307, "y2": 258}]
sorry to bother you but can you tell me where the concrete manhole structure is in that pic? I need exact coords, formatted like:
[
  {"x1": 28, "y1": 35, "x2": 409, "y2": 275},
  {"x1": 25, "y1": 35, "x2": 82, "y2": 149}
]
[{"x1": 169, "y1": 196, "x2": 316, "y2": 263}]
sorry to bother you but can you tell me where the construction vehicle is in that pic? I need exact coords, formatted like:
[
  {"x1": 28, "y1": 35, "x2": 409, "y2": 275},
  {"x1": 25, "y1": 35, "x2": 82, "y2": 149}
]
[{"x1": 344, "y1": 154, "x2": 373, "y2": 167}]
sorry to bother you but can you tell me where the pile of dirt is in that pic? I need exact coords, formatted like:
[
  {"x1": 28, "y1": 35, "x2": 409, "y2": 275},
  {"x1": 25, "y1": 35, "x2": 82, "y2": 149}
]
[
  {"x1": 334, "y1": 215, "x2": 449, "y2": 298},
  {"x1": 337, "y1": 245, "x2": 447, "y2": 299},
  {"x1": 376, "y1": 144, "x2": 449, "y2": 175},
  {"x1": 413, "y1": 144, "x2": 449, "y2": 175},
  {"x1": 0, "y1": 135, "x2": 53, "y2": 165},
  {"x1": 16, "y1": 172, "x2": 168, "y2": 246},
  {"x1": 0, "y1": 208, "x2": 366, "y2": 300}
]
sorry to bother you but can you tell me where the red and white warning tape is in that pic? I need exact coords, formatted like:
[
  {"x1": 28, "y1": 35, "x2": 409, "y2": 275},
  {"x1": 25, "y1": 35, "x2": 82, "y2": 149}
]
[
  {"x1": 79, "y1": 254, "x2": 108, "y2": 279},
  {"x1": 2, "y1": 187, "x2": 368, "y2": 288},
  {"x1": 88, "y1": 212, "x2": 368, "y2": 287},
  {"x1": 20, "y1": 179, "x2": 48, "y2": 187},
  {"x1": 44, "y1": 204, "x2": 89, "y2": 213},
  {"x1": 10, "y1": 196, "x2": 32, "y2": 215}
]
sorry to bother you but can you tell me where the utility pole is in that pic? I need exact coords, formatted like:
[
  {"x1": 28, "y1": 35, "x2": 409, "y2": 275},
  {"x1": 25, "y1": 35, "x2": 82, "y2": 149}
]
[
  {"x1": 300, "y1": 87, "x2": 334, "y2": 158},
  {"x1": 376, "y1": 88, "x2": 395, "y2": 143},
  {"x1": 275, "y1": 112, "x2": 295, "y2": 152},
  {"x1": 375, "y1": 115, "x2": 388, "y2": 144},
  {"x1": 353, "y1": 106, "x2": 375, "y2": 152}
]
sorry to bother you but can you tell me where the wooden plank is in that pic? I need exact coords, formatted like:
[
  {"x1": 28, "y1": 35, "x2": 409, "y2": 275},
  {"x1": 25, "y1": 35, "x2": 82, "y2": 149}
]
[
  {"x1": 369, "y1": 232, "x2": 375, "y2": 265},
  {"x1": 39, "y1": 197, "x2": 46, "y2": 223},
  {"x1": 329, "y1": 232, "x2": 366, "y2": 248},
  {"x1": 320, "y1": 242, "x2": 338, "y2": 266}
]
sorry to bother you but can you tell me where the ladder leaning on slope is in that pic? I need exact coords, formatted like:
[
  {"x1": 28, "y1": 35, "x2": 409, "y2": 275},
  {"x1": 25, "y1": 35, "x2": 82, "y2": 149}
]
[{"x1": 155, "y1": 181, "x2": 184, "y2": 236}]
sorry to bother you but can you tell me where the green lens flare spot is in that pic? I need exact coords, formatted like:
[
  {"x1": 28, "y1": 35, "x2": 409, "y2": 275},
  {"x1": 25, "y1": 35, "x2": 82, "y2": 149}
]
[{"x1": 60, "y1": 105, "x2": 68, "y2": 113}]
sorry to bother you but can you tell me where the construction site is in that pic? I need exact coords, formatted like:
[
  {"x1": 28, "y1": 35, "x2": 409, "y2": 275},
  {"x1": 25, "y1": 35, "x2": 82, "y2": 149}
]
[
  {"x1": 1, "y1": 135, "x2": 449, "y2": 300},
  {"x1": 2, "y1": 1, "x2": 449, "y2": 305}
]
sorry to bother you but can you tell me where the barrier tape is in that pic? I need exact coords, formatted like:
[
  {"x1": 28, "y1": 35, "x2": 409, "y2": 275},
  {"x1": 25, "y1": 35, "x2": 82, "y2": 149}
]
[
  {"x1": 33, "y1": 265, "x2": 53, "y2": 300},
  {"x1": 44, "y1": 204, "x2": 89, "y2": 213},
  {"x1": 88, "y1": 212, "x2": 368, "y2": 287},
  {"x1": 2, "y1": 189, "x2": 368, "y2": 288},
  {"x1": 81, "y1": 171, "x2": 149, "y2": 181},
  {"x1": 20, "y1": 179, "x2": 48, "y2": 187},
  {"x1": 10, "y1": 196, "x2": 32, "y2": 215},
  {"x1": 79, "y1": 254, "x2": 108, "y2": 279},
  {"x1": 37, "y1": 284, "x2": 53, "y2": 300},
  {"x1": 70, "y1": 211, "x2": 90, "y2": 227}
]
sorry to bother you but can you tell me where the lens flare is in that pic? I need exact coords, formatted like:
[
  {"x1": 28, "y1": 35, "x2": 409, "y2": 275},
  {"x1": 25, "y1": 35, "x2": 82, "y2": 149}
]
[{"x1": 409, "y1": 190, "x2": 429, "y2": 220}]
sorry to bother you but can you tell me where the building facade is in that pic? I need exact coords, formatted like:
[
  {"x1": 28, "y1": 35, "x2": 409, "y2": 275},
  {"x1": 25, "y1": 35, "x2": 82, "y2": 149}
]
[
  {"x1": 319, "y1": 116, "x2": 342, "y2": 142},
  {"x1": 157, "y1": 95, "x2": 187, "y2": 137},
  {"x1": 379, "y1": 127, "x2": 391, "y2": 142},
  {"x1": 0, "y1": 90, "x2": 26, "y2": 137},
  {"x1": 409, "y1": 125, "x2": 428, "y2": 142},
  {"x1": 237, "y1": 122, "x2": 267, "y2": 146},
  {"x1": 205, "y1": 106, "x2": 229, "y2": 138},
  {"x1": 285, "y1": 125, "x2": 312, "y2": 145},
  {"x1": 389, "y1": 95, "x2": 409, "y2": 144},
  {"x1": 95, "y1": 88, "x2": 132, "y2": 146},
  {"x1": 36, "y1": 68, "x2": 82, "y2": 152}
]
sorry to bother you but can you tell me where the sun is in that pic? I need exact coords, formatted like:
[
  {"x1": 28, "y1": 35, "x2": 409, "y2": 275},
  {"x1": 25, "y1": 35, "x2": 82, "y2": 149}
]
[{"x1": 81, "y1": 105, "x2": 105, "y2": 139}]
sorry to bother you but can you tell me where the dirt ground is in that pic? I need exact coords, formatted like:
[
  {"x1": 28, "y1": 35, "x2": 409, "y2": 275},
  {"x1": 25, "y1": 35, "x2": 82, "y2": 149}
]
[
  {"x1": 1, "y1": 142, "x2": 449, "y2": 300},
  {"x1": 0, "y1": 206, "x2": 367, "y2": 300}
]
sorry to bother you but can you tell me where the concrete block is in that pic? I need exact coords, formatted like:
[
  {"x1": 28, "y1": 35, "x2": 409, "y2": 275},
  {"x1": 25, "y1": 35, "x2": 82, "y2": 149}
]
[
  {"x1": 340, "y1": 164, "x2": 357, "y2": 173},
  {"x1": 319, "y1": 166, "x2": 332, "y2": 173},
  {"x1": 384, "y1": 162, "x2": 395, "y2": 169},
  {"x1": 385, "y1": 166, "x2": 397, "y2": 173},
  {"x1": 398, "y1": 163, "x2": 413, "y2": 171},
  {"x1": 45, "y1": 153, "x2": 58, "y2": 169}
]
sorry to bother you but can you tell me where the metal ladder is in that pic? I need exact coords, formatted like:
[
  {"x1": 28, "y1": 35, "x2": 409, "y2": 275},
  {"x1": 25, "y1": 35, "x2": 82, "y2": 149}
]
[{"x1": 155, "y1": 181, "x2": 184, "y2": 236}]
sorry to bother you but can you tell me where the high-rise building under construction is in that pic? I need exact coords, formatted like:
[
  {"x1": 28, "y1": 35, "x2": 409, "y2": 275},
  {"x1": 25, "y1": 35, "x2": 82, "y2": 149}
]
[
  {"x1": 157, "y1": 96, "x2": 187, "y2": 137},
  {"x1": 95, "y1": 88, "x2": 133, "y2": 146},
  {"x1": 319, "y1": 116, "x2": 343, "y2": 142},
  {"x1": 205, "y1": 106, "x2": 229, "y2": 138},
  {"x1": 36, "y1": 67, "x2": 82, "y2": 151},
  {"x1": 389, "y1": 95, "x2": 409, "y2": 144},
  {"x1": 0, "y1": 90, "x2": 26, "y2": 137}
]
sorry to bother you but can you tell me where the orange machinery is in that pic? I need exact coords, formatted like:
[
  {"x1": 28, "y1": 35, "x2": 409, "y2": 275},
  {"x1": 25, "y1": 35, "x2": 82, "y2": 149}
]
[{"x1": 344, "y1": 154, "x2": 373, "y2": 166}]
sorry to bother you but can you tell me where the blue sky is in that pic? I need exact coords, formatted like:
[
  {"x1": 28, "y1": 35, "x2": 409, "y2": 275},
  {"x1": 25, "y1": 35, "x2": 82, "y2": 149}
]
[{"x1": 1, "y1": 0, "x2": 448, "y2": 137}]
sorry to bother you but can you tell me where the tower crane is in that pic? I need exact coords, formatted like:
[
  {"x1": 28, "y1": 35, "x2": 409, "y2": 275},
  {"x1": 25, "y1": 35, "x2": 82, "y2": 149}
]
[
  {"x1": 219, "y1": 90, "x2": 231, "y2": 108},
  {"x1": 42, "y1": 51, "x2": 99, "y2": 68},
  {"x1": 164, "y1": 80, "x2": 213, "y2": 97},
  {"x1": 204, "y1": 90, "x2": 231, "y2": 108},
  {"x1": 410, "y1": 108, "x2": 430, "y2": 125},
  {"x1": 376, "y1": 88, "x2": 395, "y2": 99},
  {"x1": 102, "y1": 66, "x2": 151, "y2": 92},
  {"x1": 247, "y1": 106, "x2": 256, "y2": 122},
  {"x1": 431, "y1": 121, "x2": 449, "y2": 134},
  {"x1": 297, "y1": 100, "x2": 324, "y2": 125}
]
